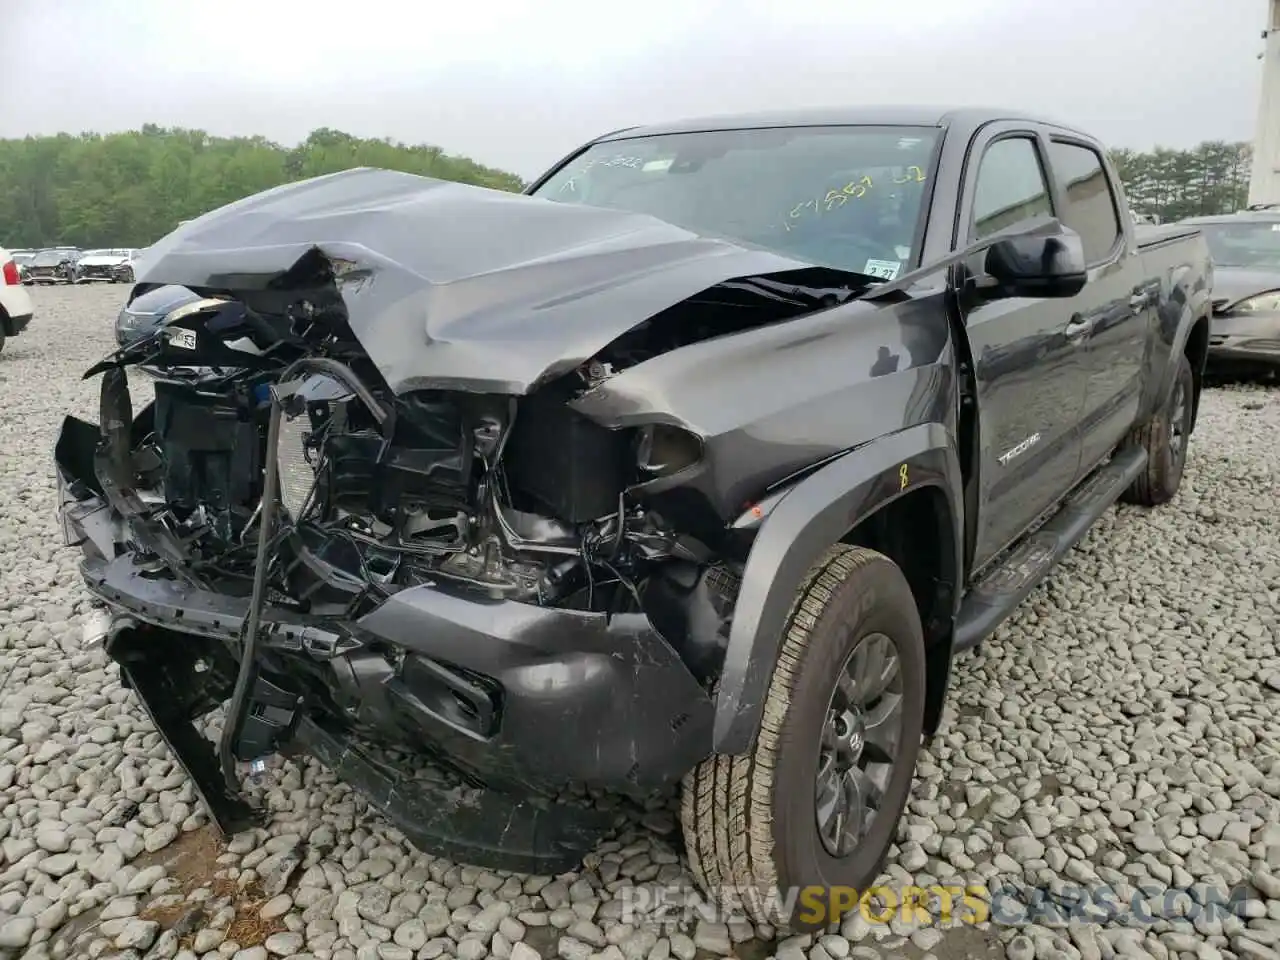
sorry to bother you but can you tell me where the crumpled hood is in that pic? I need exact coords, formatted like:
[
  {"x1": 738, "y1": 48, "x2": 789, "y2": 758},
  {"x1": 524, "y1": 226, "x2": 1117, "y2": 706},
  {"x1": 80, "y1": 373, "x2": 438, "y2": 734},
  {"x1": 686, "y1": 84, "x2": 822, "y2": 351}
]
[
  {"x1": 1211, "y1": 266, "x2": 1280, "y2": 312},
  {"x1": 132, "y1": 167, "x2": 840, "y2": 395}
]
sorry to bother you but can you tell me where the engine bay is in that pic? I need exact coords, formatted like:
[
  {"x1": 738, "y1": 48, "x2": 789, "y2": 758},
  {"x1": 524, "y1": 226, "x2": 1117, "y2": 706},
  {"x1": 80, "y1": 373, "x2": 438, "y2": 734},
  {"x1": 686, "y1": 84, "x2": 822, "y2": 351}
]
[{"x1": 89, "y1": 258, "x2": 749, "y2": 703}]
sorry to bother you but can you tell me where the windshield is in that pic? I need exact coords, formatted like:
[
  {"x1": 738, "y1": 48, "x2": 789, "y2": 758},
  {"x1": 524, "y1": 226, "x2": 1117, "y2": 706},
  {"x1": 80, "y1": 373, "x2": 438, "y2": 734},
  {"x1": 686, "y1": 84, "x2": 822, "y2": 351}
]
[
  {"x1": 530, "y1": 125, "x2": 940, "y2": 279},
  {"x1": 1199, "y1": 221, "x2": 1280, "y2": 269},
  {"x1": 33, "y1": 250, "x2": 65, "y2": 265},
  {"x1": 13, "y1": 253, "x2": 33, "y2": 264},
  {"x1": 84, "y1": 249, "x2": 110, "y2": 257}
]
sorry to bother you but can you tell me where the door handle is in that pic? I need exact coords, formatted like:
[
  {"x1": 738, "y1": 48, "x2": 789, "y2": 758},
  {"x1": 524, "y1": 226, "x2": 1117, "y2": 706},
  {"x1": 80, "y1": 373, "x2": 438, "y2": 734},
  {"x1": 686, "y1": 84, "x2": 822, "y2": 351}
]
[{"x1": 1064, "y1": 315, "x2": 1092, "y2": 340}]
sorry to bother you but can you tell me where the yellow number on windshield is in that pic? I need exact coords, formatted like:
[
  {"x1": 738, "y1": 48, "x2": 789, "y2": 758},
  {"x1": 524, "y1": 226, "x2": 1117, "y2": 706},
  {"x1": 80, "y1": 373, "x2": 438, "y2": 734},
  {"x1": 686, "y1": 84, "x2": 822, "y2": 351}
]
[
  {"x1": 783, "y1": 170, "x2": 922, "y2": 232},
  {"x1": 843, "y1": 175, "x2": 873, "y2": 198}
]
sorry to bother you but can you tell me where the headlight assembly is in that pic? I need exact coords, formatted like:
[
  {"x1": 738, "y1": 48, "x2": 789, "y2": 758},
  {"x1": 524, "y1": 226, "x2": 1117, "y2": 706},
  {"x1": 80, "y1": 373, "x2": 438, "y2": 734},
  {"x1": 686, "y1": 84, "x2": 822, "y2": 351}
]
[
  {"x1": 276, "y1": 373, "x2": 357, "y2": 522},
  {"x1": 635, "y1": 424, "x2": 703, "y2": 480},
  {"x1": 1232, "y1": 291, "x2": 1280, "y2": 314},
  {"x1": 276, "y1": 413, "x2": 320, "y2": 522}
]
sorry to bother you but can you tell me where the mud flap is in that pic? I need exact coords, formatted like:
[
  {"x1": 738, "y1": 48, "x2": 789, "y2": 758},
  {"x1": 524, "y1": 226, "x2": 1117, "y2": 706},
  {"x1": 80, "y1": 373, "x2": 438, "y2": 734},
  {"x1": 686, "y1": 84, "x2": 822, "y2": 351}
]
[
  {"x1": 293, "y1": 716, "x2": 614, "y2": 875},
  {"x1": 107, "y1": 624, "x2": 260, "y2": 838}
]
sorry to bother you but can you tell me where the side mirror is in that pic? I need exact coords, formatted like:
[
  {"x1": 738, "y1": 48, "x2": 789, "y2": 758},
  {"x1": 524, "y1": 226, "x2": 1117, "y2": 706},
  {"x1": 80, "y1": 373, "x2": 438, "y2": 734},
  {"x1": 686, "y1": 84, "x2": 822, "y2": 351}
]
[{"x1": 982, "y1": 225, "x2": 1087, "y2": 299}]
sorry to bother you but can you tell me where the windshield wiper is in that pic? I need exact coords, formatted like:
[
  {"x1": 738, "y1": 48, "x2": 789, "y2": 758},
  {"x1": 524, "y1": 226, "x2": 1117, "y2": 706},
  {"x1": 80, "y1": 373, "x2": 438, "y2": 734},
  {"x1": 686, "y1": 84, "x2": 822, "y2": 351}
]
[{"x1": 721, "y1": 273, "x2": 874, "y2": 308}]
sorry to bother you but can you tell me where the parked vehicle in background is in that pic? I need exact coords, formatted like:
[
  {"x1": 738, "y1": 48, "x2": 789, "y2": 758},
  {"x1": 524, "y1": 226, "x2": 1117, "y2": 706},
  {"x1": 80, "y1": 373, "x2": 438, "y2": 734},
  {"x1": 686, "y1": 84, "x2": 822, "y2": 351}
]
[
  {"x1": 56, "y1": 107, "x2": 1212, "y2": 932},
  {"x1": 26, "y1": 248, "x2": 79, "y2": 284},
  {"x1": 1182, "y1": 209, "x2": 1280, "y2": 376},
  {"x1": 0, "y1": 248, "x2": 34, "y2": 353},
  {"x1": 55, "y1": 246, "x2": 84, "y2": 270},
  {"x1": 10, "y1": 251, "x2": 34, "y2": 284},
  {"x1": 114, "y1": 248, "x2": 143, "y2": 283},
  {"x1": 76, "y1": 248, "x2": 138, "y2": 284}
]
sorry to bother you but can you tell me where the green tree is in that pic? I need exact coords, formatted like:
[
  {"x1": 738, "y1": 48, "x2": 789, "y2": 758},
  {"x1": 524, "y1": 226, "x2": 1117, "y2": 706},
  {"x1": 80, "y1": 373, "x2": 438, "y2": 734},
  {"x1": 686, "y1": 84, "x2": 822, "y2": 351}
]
[
  {"x1": 1109, "y1": 140, "x2": 1253, "y2": 222},
  {"x1": 0, "y1": 126, "x2": 525, "y2": 248}
]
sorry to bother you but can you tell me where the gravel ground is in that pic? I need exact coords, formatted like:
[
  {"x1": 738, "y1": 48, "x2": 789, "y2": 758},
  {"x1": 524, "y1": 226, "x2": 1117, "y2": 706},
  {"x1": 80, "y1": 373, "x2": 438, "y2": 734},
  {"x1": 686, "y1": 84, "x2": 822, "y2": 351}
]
[{"x1": 1, "y1": 284, "x2": 1279, "y2": 960}]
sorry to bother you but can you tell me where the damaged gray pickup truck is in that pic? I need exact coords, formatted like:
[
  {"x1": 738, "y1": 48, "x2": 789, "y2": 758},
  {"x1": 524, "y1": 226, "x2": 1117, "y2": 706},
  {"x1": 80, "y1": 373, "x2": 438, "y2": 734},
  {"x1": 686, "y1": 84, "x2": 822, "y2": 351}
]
[{"x1": 56, "y1": 107, "x2": 1213, "y2": 930}]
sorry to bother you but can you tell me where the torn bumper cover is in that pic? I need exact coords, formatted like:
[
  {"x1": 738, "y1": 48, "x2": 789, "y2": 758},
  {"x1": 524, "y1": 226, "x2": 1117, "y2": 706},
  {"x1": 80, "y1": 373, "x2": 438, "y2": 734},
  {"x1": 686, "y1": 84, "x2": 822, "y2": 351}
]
[{"x1": 57, "y1": 415, "x2": 714, "y2": 873}]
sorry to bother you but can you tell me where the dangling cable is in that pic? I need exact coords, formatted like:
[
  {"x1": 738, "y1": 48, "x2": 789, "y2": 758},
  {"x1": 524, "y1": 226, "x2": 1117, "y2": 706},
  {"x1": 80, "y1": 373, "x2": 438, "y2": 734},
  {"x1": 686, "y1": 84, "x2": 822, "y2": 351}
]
[{"x1": 217, "y1": 383, "x2": 284, "y2": 789}]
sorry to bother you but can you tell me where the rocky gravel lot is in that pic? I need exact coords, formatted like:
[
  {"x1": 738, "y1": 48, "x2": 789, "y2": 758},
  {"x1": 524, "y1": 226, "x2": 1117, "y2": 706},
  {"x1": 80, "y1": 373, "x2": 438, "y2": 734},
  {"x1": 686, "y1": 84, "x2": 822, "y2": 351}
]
[{"x1": 1, "y1": 284, "x2": 1279, "y2": 960}]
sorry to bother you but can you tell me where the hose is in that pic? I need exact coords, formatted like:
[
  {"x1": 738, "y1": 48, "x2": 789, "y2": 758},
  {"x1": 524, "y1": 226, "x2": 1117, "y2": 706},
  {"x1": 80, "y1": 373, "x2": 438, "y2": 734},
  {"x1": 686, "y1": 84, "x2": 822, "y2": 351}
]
[
  {"x1": 216, "y1": 357, "x2": 385, "y2": 789},
  {"x1": 217, "y1": 383, "x2": 284, "y2": 788}
]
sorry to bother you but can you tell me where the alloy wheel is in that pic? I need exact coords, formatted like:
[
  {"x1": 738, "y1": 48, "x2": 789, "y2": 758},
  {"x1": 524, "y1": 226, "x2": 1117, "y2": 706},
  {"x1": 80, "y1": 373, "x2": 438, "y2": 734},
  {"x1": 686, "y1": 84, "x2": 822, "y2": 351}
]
[{"x1": 814, "y1": 631, "x2": 905, "y2": 857}]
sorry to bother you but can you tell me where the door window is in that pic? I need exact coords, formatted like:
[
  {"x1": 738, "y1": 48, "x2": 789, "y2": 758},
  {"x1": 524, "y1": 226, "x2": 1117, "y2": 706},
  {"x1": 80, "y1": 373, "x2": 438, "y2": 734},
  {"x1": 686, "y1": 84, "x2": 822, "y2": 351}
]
[
  {"x1": 971, "y1": 137, "x2": 1053, "y2": 240},
  {"x1": 1047, "y1": 141, "x2": 1121, "y2": 264}
]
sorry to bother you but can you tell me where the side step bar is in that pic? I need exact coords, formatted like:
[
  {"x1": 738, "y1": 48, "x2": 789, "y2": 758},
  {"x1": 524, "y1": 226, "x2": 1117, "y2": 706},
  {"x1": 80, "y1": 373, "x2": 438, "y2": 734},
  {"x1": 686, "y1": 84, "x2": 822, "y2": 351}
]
[{"x1": 953, "y1": 446, "x2": 1148, "y2": 653}]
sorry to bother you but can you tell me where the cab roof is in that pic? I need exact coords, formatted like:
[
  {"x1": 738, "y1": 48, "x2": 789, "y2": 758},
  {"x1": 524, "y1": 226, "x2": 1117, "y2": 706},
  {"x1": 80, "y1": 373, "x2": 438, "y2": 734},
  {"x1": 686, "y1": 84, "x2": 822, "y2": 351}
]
[{"x1": 593, "y1": 105, "x2": 1081, "y2": 143}]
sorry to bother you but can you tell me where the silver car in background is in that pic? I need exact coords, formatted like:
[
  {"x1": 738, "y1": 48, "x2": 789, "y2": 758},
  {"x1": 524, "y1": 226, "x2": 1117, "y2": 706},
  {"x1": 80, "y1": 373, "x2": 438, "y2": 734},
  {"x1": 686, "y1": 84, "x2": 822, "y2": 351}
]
[
  {"x1": 1182, "y1": 210, "x2": 1280, "y2": 377},
  {"x1": 75, "y1": 248, "x2": 139, "y2": 284}
]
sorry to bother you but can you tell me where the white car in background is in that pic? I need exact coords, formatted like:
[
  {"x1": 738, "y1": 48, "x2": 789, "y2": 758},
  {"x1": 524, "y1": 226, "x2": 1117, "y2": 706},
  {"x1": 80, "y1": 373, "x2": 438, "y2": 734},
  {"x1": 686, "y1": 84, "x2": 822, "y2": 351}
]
[
  {"x1": 75, "y1": 248, "x2": 139, "y2": 284},
  {"x1": 0, "y1": 247, "x2": 35, "y2": 354}
]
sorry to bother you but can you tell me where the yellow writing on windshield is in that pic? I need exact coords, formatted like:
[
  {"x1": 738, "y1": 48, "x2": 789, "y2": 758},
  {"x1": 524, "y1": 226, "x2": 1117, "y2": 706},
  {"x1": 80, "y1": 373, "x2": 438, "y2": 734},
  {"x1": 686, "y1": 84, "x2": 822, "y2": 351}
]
[
  {"x1": 783, "y1": 167, "x2": 926, "y2": 232},
  {"x1": 558, "y1": 154, "x2": 651, "y2": 194}
]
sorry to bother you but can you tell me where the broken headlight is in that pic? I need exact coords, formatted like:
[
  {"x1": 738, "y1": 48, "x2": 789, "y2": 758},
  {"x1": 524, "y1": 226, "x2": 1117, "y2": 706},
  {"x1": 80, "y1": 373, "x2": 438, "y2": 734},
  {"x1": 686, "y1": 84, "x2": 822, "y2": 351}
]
[
  {"x1": 276, "y1": 374, "x2": 355, "y2": 522},
  {"x1": 277, "y1": 414, "x2": 320, "y2": 521},
  {"x1": 635, "y1": 424, "x2": 703, "y2": 480}
]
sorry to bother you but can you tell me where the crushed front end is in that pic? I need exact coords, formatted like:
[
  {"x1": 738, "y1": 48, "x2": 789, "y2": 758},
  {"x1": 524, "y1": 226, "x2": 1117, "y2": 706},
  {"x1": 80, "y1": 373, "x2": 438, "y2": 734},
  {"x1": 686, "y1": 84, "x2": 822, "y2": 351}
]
[{"x1": 56, "y1": 259, "x2": 741, "y2": 874}]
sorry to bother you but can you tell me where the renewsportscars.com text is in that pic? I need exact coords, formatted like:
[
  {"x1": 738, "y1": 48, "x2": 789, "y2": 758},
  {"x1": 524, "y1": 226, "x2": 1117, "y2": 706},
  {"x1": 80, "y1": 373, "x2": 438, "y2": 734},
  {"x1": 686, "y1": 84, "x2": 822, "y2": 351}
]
[{"x1": 617, "y1": 881, "x2": 1252, "y2": 928}]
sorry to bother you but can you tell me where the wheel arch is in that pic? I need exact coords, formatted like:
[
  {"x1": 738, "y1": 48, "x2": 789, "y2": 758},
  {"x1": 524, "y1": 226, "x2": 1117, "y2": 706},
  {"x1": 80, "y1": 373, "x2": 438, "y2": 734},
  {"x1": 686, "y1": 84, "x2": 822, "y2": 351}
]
[{"x1": 711, "y1": 422, "x2": 964, "y2": 755}]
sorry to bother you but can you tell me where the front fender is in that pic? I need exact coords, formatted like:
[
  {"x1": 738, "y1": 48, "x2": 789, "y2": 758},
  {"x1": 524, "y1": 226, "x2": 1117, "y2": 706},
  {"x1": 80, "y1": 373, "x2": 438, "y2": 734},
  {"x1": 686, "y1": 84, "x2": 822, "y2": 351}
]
[{"x1": 711, "y1": 421, "x2": 963, "y2": 754}]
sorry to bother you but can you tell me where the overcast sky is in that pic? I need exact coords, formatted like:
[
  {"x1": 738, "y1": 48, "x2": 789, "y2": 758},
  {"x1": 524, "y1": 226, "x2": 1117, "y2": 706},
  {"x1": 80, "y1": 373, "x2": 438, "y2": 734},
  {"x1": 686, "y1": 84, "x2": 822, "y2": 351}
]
[{"x1": 1, "y1": 0, "x2": 1267, "y2": 179}]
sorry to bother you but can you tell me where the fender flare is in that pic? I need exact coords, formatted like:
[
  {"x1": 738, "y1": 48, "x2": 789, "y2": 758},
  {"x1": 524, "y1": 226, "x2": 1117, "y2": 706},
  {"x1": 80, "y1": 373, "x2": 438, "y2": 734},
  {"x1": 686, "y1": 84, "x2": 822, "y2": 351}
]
[
  {"x1": 1163, "y1": 287, "x2": 1212, "y2": 391},
  {"x1": 1156, "y1": 296, "x2": 1211, "y2": 431},
  {"x1": 711, "y1": 421, "x2": 964, "y2": 755}
]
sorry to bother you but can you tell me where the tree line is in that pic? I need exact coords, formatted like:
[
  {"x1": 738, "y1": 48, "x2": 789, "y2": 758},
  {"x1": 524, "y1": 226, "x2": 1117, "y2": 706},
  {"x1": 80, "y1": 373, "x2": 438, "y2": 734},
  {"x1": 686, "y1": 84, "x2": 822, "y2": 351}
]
[
  {"x1": 0, "y1": 125, "x2": 525, "y2": 249},
  {"x1": 0, "y1": 126, "x2": 1260, "y2": 249},
  {"x1": 1111, "y1": 140, "x2": 1254, "y2": 222}
]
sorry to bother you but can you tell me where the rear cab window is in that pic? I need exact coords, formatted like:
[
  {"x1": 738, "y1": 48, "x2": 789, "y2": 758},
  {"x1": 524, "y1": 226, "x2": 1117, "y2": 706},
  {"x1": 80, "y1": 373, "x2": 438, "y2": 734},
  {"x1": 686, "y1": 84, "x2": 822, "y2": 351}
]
[{"x1": 1046, "y1": 140, "x2": 1122, "y2": 265}]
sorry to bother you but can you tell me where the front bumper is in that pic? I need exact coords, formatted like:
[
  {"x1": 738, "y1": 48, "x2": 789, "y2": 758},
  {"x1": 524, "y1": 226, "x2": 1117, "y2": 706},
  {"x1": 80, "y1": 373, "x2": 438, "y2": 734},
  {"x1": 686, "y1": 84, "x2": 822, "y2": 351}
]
[
  {"x1": 76, "y1": 265, "x2": 125, "y2": 282},
  {"x1": 56, "y1": 414, "x2": 713, "y2": 871},
  {"x1": 26, "y1": 270, "x2": 71, "y2": 284},
  {"x1": 2, "y1": 312, "x2": 31, "y2": 337},
  {"x1": 1207, "y1": 312, "x2": 1280, "y2": 370}
]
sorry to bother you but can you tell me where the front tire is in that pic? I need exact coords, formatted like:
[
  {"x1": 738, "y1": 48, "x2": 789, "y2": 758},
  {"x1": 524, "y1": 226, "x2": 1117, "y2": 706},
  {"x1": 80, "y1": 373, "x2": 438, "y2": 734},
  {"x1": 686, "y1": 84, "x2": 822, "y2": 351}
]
[
  {"x1": 681, "y1": 545, "x2": 926, "y2": 933},
  {"x1": 1121, "y1": 353, "x2": 1194, "y2": 507}
]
